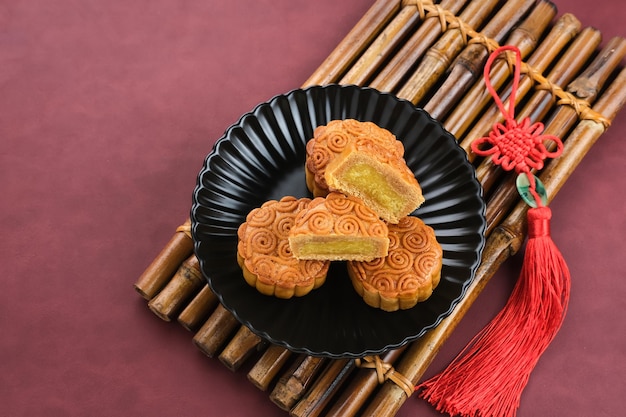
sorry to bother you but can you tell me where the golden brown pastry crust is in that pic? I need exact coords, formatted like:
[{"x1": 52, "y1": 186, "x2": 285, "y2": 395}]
[
  {"x1": 237, "y1": 196, "x2": 330, "y2": 298},
  {"x1": 347, "y1": 216, "x2": 442, "y2": 311},
  {"x1": 305, "y1": 119, "x2": 404, "y2": 197},
  {"x1": 288, "y1": 192, "x2": 389, "y2": 261}
]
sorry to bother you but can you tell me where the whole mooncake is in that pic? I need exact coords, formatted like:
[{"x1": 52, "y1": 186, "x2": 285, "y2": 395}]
[
  {"x1": 288, "y1": 192, "x2": 389, "y2": 261},
  {"x1": 347, "y1": 216, "x2": 442, "y2": 311},
  {"x1": 237, "y1": 196, "x2": 330, "y2": 299},
  {"x1": 305, "y1": 119, "x2": 405, "y2": 197}
]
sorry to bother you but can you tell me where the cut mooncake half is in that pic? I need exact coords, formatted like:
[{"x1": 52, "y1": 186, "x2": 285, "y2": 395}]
[
  {"x1": 324, "y1": 140, "x2": 425, "y2": 224},
  {"x1": 288, "y1": 192, "x2": 389, "y2": 261},
  {"x1": 237, "y1": 196, "x2": 330, "y2": 299},
  {"x1": 347, "y1": 216, "x2": 442, "y2": 312},
  {"x1": 305, "y1": 119, "x2": 405, "y2": 197}
]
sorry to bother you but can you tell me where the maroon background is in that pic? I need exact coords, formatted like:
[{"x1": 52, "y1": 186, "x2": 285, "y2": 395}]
[{"x1": 2, "y1": 1, "x2": 624, "y2": 416}]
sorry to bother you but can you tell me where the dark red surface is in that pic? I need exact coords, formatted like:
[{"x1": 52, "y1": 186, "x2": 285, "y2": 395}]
[{"x1": 2, "y1": 1, "x2": 624, "y2": 416}]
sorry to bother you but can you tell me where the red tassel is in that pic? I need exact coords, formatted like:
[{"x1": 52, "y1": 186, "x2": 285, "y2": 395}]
[{"x1": 417, "y1": 206, "x2": 570, "y2": 417}]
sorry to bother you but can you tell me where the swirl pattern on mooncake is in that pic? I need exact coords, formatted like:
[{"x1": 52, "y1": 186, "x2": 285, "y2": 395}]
[
  {"x1": 288, "y1": 192, "x2": 389, "y2": 261},
  {"x1": 237, "y1": 196, "x2": 330, "y2": 299},
  {"x1": 305, "y1": 119, "x2": 405, "y2": 197},
  {"x1": 347, "y1": 216, "x2": 442, "y2": 312}
]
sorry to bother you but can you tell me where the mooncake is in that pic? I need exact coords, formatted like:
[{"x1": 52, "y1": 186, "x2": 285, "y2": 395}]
[
  {"x1": 324, "y1": 140, "x2": 425, "y2": 224},
  {"x1": 237, "y1": 196, "x2": 330, "y2": 299},
  {"x1": 347, "y1": 216, "x2": 442, "y2": 311},
  {"x1": 305, "y1": 119, "x2": 405, "y2": 197},
  {"x1": 288, "y1": 192, "x2": 389, "y2": 261}
]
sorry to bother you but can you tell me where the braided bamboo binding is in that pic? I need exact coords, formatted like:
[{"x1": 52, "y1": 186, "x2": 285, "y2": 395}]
[
  {"x1": 401, "y1": 0, "x2": 611, "y2": 127},
  {"x1": 355, "y1": 356, "x2": 415, "y2": 398}
]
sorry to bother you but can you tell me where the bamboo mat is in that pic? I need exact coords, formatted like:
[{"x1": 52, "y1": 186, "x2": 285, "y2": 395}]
[{"x1": 134, "y1": 0, "x2": 626, "y2": 416}]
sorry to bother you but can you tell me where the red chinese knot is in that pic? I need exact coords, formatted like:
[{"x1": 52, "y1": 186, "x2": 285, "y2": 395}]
[{"x1": 471, "y1": 45, "x2": 564, "y2": 206}]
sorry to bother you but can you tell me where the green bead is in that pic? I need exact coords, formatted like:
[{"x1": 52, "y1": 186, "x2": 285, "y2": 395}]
[{"x1": 516, "y1": 173, "x2": 548, "y2": 208}]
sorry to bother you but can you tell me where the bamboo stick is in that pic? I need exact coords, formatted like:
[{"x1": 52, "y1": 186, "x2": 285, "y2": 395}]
[
  {"x1": 134, "y1": 218, "x2": 193, "y2": 300},
  {"x1": 289, "y1": 359, "x2": 354, "y2": 417},
  {"x1": 270, "y1": 355, "x2": 327, "y2": 411},
  {"x1": 339, "y1": 2, "x2": 424, "y2": 86},
  {"x1": 370, "y1": 0, "x2": 469, "y2": 92},
  {"x1": 444, "y1": 13, "x2": 582, "y2": 139},
  {"x1": 192, "y1": 303, "x2": 240, "y2": 358},
  {"x1": 567, "y1": 38, "x2": 626, "y2": 102},
  {"x1": 302, "y1": 0, "x2": 400, "y2": 87},
  {"x1": 324, "y1": 347, "x2": 407, "y2": 417},
  {"x1": 395, "y1": 0, "x2": 503, "y2": 104},
  {"x1": 359, "y1": 60, "x2": 626, "y2": 417},
  {"x1": 474, "y1": 26, "x2": 603, "y2": 193},
  {"x1": 216, "y1": 321, "x2": 267, "y2": 371},
  {"x1": 424, "y1": 0, "x2": 553, "y2": 120},
  {"x1": 177, "y1": 284, "x2": 219, "y2": 331},
  {"x1": 219, "y1": 326, "x2": 265, "y2": 371},
  {"x1": 147, "y1": 255, "x2": 204, "y2": 321},
  {"x1": 248, "y1": 345, "x2": 293, "y2": 391}
]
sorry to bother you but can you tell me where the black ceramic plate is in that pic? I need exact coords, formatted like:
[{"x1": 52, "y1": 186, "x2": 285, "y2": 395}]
[{"x1": 191, "y1": 84, "x2": 485, "y2": 358}]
